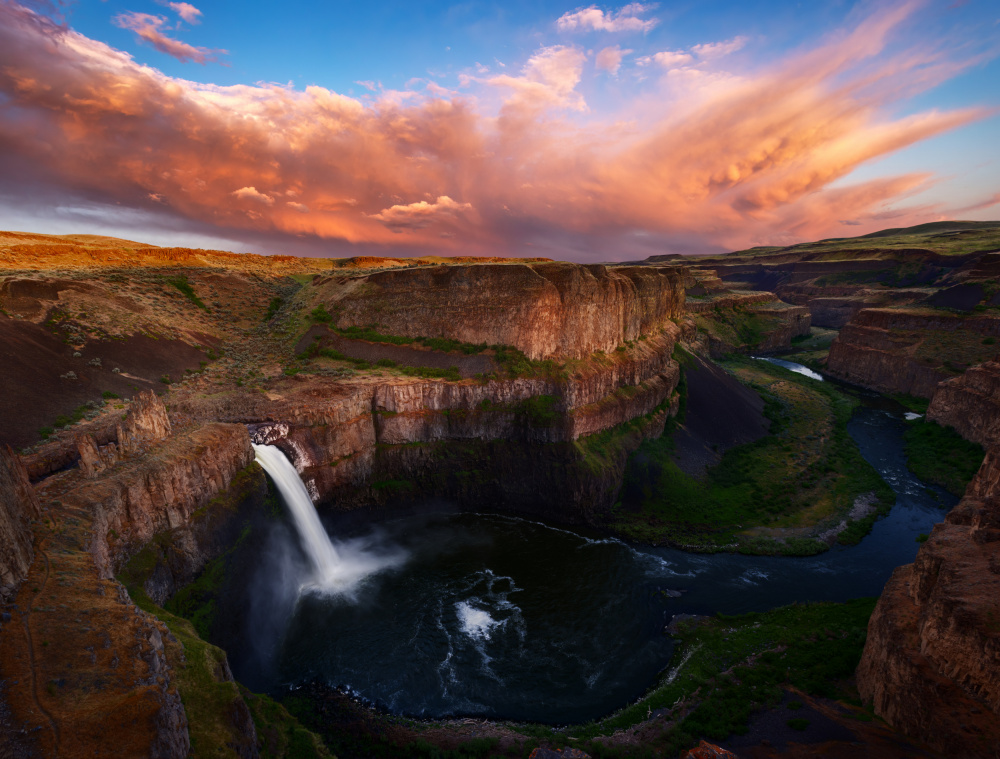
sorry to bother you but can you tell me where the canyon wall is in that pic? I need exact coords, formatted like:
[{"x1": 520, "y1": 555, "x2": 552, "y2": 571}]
[
  {"x1": 315, "y1": 263, "x2": 690, "y2": 359},
  {"x1": 0, "y1": 445, "x2": 40, "y2": 599},
  {"x1": 826, "y1": 308, "x2": 1000, "y2": 397},
  {"x1": 857, "y1": 446, "x2": 1000, "y2": 756},
  {"x1": 175, "y1": 330, "x2": 681, "y2": 521},
  {"x1": 927, "y1": 356, "x2": 1000, "y2": 447}
]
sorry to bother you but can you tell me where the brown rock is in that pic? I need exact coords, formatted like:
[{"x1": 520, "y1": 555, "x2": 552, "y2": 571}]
[
  {"x1": 857, "y1": 445, "x2": 1000, "y2": 756},
  {"x1": 316, "y1": 262, "x2": 689, "y2": 360},
  {"x1": 827, "y1": 308, "x2": 1000, "y2": 397},
  {"x1": 0, "y1": 445, "x2": 39, "y2": 599},
  {"x1": 927, "y1": 355, "x2": 1000, "y2": 448}
]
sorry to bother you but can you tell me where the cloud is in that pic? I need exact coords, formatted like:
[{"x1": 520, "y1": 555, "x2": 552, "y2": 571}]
[
  {"x1": 636, "y1": 50, "x2": 693, "y2": 67},
  {"x1": 692, "y1": 36, "x2": 748, "y2": 59},
  {"x1": 164, "y1": 1, "x2": 201, "y2": 24},
  {"x1": 486, "y1": 45, "x2": 588, "y2": 112},
  {"x1": 0, "y1": 1, "x2": 992, "y2": 259},
  {"x1": 113, "y1": 11, "x2": 224, "y2": 63},
  {"x1": 369, "y1": 196, "x2": 472, "y2": 231},
  {"x1": 557, "y1": 3, "x2": 658, "y2": 33},
  {"x1": 232, "y1": 187, "x2": 274, "y2": 205},
  {"x1": 595, "y1": 45, "x2": 631, "y2": 75}
]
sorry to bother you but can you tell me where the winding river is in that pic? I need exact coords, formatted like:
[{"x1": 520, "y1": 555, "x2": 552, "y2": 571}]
[{"x1": 225, "y1": 362, "x2": 955, "y2": 725}]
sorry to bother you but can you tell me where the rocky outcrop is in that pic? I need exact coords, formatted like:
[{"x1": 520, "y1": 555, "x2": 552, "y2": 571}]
[
  {"x1": 80, "y1": 422, "x2": 253, "y2": 577},
  {"x1": 0, "y1": 445, "x2": 40, "y2": 600},
  {"x1": 76, "y1": 389, "x2": 172, "y2": 477},
  {"x1": 826, "y1": 308, "x2": 1000, "y2": 397},
  {"x1": 857, "y1": 446, "x2": 1000, "y2": 755},
  {"x1": 314, "y1": 263, "x2": 690, "y2": 360},
  {"x1": 927, "y1": 356, "x2": 1000, "y2": 447}
]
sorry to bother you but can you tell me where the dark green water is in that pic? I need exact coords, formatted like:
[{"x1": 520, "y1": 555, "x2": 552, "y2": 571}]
[{"x1": 227, "y1": 378, "x2": 955, "y2": 724}]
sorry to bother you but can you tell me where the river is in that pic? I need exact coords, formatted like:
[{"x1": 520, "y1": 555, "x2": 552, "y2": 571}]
[{"x1": 225, "y1": 362, "x2": 954, "y2": 724}]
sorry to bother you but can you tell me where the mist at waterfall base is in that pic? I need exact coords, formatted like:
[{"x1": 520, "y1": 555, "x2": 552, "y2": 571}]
[{"x1": 231, "y1": 386, "x2": 955, "y2": 725}]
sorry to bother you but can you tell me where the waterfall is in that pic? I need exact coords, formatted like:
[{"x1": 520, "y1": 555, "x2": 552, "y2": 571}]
[{"x1": 252, "y1": 443, "x2": 406, "y2": 596}]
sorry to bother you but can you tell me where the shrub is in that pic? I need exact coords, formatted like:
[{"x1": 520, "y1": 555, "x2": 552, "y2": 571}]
[
  {"x1": 309, "y1": 305, "x2": 333, "y2": 323},
  {"x1": 160, "y1": 374, "x2": 172, "y2": 385},
  {"x1": 102, "y1": 391, "x2": 119, "y2": 399},
  {"x1": 264, "y1": 297, "x2": 283, "y2": 321}
]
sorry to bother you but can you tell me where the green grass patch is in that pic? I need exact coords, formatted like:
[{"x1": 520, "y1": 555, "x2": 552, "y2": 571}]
[
  {"x1": 902, "y1": 419, "x2": 985, "y2": 496},
  {"x1": 165, "y1": 274, "x2": 208, "y2": 310},
  {"x1": 561, "y1": 598, "x2": 876, "y2": 756},
  {"x1": 614, "y1": 358, "x2": 893, "y2": 553}
]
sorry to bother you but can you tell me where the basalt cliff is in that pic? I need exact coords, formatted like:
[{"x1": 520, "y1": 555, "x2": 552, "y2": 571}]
[{"x1": 857, "y1": 357, "x2": 1000, "y2": 756}]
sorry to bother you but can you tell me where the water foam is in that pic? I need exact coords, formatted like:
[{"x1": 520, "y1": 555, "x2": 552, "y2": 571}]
[
  {"x1": 253, "y1": 443, "x2": 405, "y2": 597},
  {"x1": 456, "y1": 601, "x2": 499, "y2": 640}
]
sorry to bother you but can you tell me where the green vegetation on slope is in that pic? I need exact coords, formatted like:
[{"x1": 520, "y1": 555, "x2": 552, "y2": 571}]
[
  {"x1": 903, "y1": 418, "x2": 985, "y2": 496},
  {"x1": 166, "y1": 274, "x2": 209, "y2": 310},
  {"x1": 614, "y1": 358, "x2": 893, "y2": 554},
  {"x1": 512, "y1": 599, "x2": 879, "y2": 758},
  {"x1": 117, "y1": 469, "x2": 330, "y2": 758}
]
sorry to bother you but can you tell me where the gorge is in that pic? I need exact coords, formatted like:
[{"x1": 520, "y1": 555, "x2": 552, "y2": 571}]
[{"x1": 0, "y1": 222, "x2": 999, "y2": 758}]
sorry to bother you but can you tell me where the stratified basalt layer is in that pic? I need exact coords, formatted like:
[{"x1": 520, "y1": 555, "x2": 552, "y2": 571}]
[
  {"x1": 0, "y1": 445, "x2": 40, "y2": 599},
  {"x1": 857, "y1": 447, "x2": 1000, "y2": 756},
  {"x1": 826, "y1": 308, "x2": 1000, "y2": 398},
  {"x1": 927, "y1": 356, "x2": 1000, "y2": 448},
  {"x1": 313, "y1": 263, "x2": 690, "y2": 360},
  {"x1": 0, "y1": 419, "x2": 257, "y2": 758},
  {"x1": 174, "y1": 329, "x2": 681, "y2": 517}
]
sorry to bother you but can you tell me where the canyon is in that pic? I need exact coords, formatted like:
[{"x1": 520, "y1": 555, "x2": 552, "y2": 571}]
[{"x1": 1, "y1": 221, "x2": 999, "y2": 757}]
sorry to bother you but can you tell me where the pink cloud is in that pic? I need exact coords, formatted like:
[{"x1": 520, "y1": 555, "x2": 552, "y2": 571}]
[
  {"x1": 369, "y1": 196, "x2": 472, "y2": 232},
  {"x1": 596, "y1": 45, "x2": 631, "y2": 75},
  {"x1": 165, "y1": 2, "x2": 201, "y2": 24},
  {"x1": 0, "y1": 1, "x2": 992, "y2": 259},
  {"x1": 113, "y1": 11, "x2": 223, "y2": 64},
  {"x1": 692, "y1": 36, "x2": 748, "y2": 59},
  {"x1": 557, "y1": 3, "x2": 658, "y2": 34}
]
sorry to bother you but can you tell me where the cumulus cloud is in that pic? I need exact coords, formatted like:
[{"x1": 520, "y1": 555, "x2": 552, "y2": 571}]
[
  {"x1": 486, "y1": 45, "x2": 588, "y2": 112},
  {"x1": 369, "y1": 196, "x2": 472, "y2": 231},
  {"x1": 557, "y1": 3, "x2": 658, "y2": 33},
  {"x1": 0, "y1": 1, "x2": 990, "y2": 258},
  {"x1": 595, "y1": 45, "x2": 631, "y2": 75},
  {"x1": 232, "y1": 187, "x2": 274, "y2": 205},
  {"x1": 113, "y1": 11, "x2": 223, "y2": 63},
  {"x1": 164, "y1": 1, "x2": 201, "y2": 24}
]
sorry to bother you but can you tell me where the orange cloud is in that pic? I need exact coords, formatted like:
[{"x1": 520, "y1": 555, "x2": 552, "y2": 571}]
[{"x1": 0, "y1": 0, "x2": 992, "y2": 259}]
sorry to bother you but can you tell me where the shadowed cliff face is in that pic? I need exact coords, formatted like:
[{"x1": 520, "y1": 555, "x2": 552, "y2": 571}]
[
  {"x1": 316, "y1": 263, "x2": 690, "y2": 360},
  {"x1": 826, "y1": 308, "x2": 1000, "y2": 398},
  {"x1": 857, "y1": 446, "x2": 1000, "y2": 756},
  {"x1": 0, "y1": 445, "x2": 40, "y2": 599},
  {"x1": 928, "y1": 356, "x2": 1000, "y2": 448}
]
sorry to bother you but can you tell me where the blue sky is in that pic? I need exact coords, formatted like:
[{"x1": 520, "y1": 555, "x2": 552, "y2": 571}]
[{"x1": 0, "y1": 0, "x2": 996, "y2": 257}]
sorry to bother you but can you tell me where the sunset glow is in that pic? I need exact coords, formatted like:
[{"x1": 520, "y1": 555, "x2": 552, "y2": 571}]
[{"x1": 0, "y1": 0, "x2": 997, "y2": 258}]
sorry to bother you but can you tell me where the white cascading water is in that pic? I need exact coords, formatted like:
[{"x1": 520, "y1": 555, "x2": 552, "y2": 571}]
[{"x1": 252, "y1": 443, "x2": 405, "y2": 596}]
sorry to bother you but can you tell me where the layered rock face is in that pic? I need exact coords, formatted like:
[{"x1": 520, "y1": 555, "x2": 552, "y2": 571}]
[
  {"x1": 857, "y1": 447, "x2": 1000, "y2": 755},
  {"x1": 0, "y1": 445, "x2": 40, "y2": 599},
  {"x1": 826, "y1": 308, "x2": 1000, "y2": 397},
  {"x1": 927, "y1": 356, "x2": 1000, "y2": 447},
  {"x1": 316, "y1": 263, "x2": 690, "y2": 360},
  {"x1": 177, "y1": 330, "x2": 681, "y2": 520},
  {"x1": 776, "y1": 285, "x2": 929, "y2": 328},
  {"x1": 0, "y1": 416, "x2": 256, "y2": 758}
]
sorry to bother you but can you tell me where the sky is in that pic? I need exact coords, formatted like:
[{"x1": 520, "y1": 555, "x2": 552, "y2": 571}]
[{"x1": 0, "y1": 0, "x2": 998, "y2": 261}]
